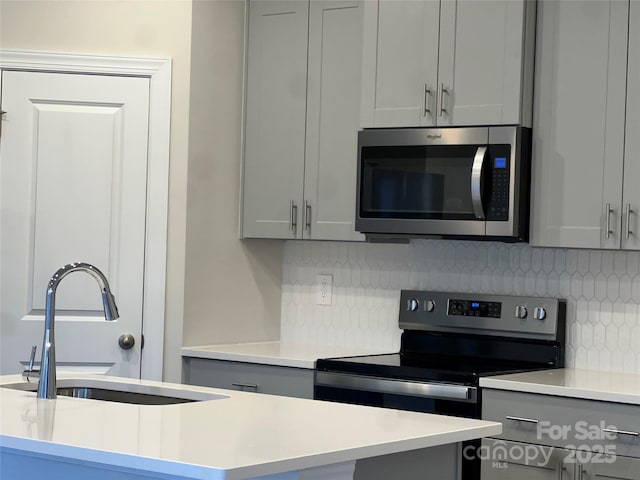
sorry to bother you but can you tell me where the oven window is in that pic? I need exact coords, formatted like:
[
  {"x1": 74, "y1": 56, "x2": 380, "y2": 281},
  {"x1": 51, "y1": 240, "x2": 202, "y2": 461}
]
[{"x1": 359, "y1": 145, "x2": 481, "y2": 220}]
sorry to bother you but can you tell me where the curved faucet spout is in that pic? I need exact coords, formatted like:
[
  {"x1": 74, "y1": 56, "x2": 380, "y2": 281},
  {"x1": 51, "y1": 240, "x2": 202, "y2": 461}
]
[
  {"x1": 47, "y1": 263, "x2": 120, "y2": 321},
  {"x1": 36, "y1": 262, "x2": 119, "y2": 399}
]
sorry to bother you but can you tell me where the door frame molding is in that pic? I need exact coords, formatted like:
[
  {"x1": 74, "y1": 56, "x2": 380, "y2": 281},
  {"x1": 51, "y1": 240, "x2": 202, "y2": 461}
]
[{"x1": 0, "y1": 50, "x2": 171, "y2": 381}]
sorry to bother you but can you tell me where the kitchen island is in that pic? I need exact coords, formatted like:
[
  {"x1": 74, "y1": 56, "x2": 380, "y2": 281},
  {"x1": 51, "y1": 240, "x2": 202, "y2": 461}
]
[{"x1": 0, "y1": 374, "x2": 501, "y2": 480}]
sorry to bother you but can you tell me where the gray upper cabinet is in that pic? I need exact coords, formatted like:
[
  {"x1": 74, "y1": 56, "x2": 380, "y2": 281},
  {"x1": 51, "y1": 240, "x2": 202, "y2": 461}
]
[
  {"x1": 242, "y1": 0, "x2": 365, "y2": 241},
  {"x1": 623, "y1": 1, "x2": 640, "y2": 250},
  {"x1": 360, "y1": 0, "x2": 536, "y2": 128},
  {"x1": 531, "y1": 0, "x2": 640, "y2": 250},
  {"x1": 243, "y1": 0, "x2": 308, "y2": 239}
]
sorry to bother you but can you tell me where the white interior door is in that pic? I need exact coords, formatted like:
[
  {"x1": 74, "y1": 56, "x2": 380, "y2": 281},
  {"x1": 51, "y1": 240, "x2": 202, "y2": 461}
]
[{"x1": 0, "y1": 70, "x2": 150, "y2": 378}]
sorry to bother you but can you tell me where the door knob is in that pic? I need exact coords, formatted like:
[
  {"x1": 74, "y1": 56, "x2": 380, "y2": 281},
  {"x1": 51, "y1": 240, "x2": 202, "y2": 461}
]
[{"x1": 118, "y1": 333, "x2": 135, "y2": 350}]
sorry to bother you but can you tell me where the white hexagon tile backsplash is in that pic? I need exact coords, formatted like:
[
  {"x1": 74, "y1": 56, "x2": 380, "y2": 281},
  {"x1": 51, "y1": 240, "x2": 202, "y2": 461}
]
[{"x1": 281, "y1": 239, "x2": 640, "y2": 374}]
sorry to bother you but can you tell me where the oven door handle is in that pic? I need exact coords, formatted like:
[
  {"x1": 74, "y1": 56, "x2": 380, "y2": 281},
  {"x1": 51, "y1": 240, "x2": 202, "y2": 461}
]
[
  {"x1": 315, "y1": 371, "x2": 476, "y2": 402},
  {"x1": 471, "y1": 146, "x2": 487, "y2": 220}
]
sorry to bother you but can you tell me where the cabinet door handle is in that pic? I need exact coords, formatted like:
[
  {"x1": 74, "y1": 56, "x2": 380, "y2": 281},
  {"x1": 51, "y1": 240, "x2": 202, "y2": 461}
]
[
  {"x1": 602, "y1": 427, "x2": 640, "y2": 437},
  {"x1": 439, "y1": 83, "x2": 449, "y2": 117},
  {"x1": 232, "y1": 382, "x2": 258, "y2": 391},
  {"x1": 304, "y1": 201, "x2": 312, "y2": 231},
  {"x1": 0, "y1": 110, "x2": 6, "y2": 137},
  {"x1": 290, "y1": 201, "x2": 298, "y2": 231},
  {"x1": 557, "y1": 463, "x2": 566, "y2": 480},
  {"x1": 506, "y1": 415, "x2": 539, "y2": 424},
  {"x1": 576, "y1": 463, "x2": 584, "y2": 480},
  {"x1": 471, "y1": 146, "x2": 487, "y2": 219},
  {"x1": 605, "y1": 203, "x2": 615, "y2": 239},
  {"x1": 625, "y1": 203, "x2": 634, "y2": 240},
  {"x1": 423, "y1": 83, "x2": 432, "y2": 116}
]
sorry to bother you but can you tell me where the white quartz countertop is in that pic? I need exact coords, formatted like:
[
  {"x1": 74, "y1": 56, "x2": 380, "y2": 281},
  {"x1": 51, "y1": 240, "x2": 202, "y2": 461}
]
[
  {"x1": 480, "y1": 368, "x2": 640, "y2": 405},
  {"x1": 0, "y1": 373, "x2": 501, "y2": 480},
  {"x1": 181, "y1": 341, "x2": 391, "y2": 369}
]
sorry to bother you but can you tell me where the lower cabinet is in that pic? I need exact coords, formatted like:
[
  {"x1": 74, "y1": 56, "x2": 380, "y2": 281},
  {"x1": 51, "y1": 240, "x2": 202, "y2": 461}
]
[
  {"x1": 581, "y1": 455, "x2": 640, "y2": 479},
  {"x1": 182, "y1": 357, "x2": 314, "y2": 399},
  {"x1": 481, "y1": 439, "x2": 574, "y2": 480},
  {"x1": 482, "y1": 389, "x2": 640, "y2": 480}
]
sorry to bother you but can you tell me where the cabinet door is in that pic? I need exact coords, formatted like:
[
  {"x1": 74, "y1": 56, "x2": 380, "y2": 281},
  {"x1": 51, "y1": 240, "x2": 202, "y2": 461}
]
[
  {"x1": 622, "y1": 2, "x2": 640, "y2": 250},
  {"x1": 481, "y1": 439, "x2": 574, "y2": 480},
  {"x1": 304, "y1": 0, "x2": 365, "y2": 241},
  {"x1": 184, "y1": 358, "x2": 314, "y2": 399},
  {"x1": 530, "y1": 0, "x2": 628, "y2": 248},
  {"x1": 242, "y1": 0, "x2": 308, "y2": 239},
  {"x1": 437, "y1": 0, "x2": 531, "y2": 126},
  {"x1": 580, "y1": 455, "x2": 640, "y2": 480},
  {"x1": 360, "y1": 0, "x2": 440, "y2": 127}
]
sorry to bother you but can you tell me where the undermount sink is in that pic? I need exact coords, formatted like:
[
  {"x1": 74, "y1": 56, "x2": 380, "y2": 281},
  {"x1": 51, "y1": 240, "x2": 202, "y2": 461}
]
[{"x1": 1, "y1": 378, "x2": 229, "y2": 405}]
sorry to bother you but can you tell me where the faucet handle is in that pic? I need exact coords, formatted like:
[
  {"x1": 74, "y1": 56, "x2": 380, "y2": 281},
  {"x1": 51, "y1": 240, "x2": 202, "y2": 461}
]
[
  {"x1": 23, "y1": 345, "x2": 40, "y2": 383},
  {"x1": 28, "y1": 345, "x2": 37, "y2": 370}
]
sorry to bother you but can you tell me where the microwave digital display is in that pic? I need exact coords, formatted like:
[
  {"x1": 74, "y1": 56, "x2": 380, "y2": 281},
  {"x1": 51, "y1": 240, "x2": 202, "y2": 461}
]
[{"x1": 495, "y1": 157, "x2": 507, "y2": 169}]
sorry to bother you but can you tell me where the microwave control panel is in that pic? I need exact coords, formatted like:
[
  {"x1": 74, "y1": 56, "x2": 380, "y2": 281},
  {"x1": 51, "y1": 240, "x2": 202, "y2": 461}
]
[{"x1": 486, "y1": 145, "x2": 511, "y2": 221}]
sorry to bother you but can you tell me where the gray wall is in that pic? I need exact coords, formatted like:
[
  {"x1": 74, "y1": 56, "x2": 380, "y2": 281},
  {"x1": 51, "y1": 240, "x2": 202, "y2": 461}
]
[
  {"x1": 183, "y1": 0, "x2": 282, "y2": 351},
  {"x1": 0, "y1": 0, "x2": 283, "y2": 382}
]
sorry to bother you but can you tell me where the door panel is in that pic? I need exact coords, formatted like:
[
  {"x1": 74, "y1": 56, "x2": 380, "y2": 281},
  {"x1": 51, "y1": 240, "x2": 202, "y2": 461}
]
[
  {"x1": 581, "y1": 454, "x2": 640, "y2": 480},
  {"x1": 0, "y1": 70, "x2": 149, "y2": 378},
  {"x1": 242, "y1": 0, "x2": 307, "y2": 239},
  {"x1": 480, "y1": 439, "x2": 574, "y2": 480},
  {"x1": 530, "y1": 0, "x2": 628, "y2": 248},
  {"x1": 438, "y1": 0, "x2": 526, "y2": 126},
  {"x1": 622, "y1": 1, "x2": 640, "y2": 250},
  {"x1": 30, "y1": 102, "x2": 124, "y2": 311},
  {"x1": 361, "y1": 0, "x2": 440, "y2": 127},
  {"x1": 304, "y1": 0, "x2": 365, "y2": 241}
]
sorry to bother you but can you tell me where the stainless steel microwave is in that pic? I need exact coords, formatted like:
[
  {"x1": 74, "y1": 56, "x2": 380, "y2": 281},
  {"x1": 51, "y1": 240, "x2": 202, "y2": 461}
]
[{"x1": 355, "y1": 126, "x2": 531, "y2": 241}]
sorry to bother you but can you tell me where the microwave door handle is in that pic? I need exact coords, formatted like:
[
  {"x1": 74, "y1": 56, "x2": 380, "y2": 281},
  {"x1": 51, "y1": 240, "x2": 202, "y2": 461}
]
[{"x1": 471, "y1": 146, "x2": 487, "y2": 219}]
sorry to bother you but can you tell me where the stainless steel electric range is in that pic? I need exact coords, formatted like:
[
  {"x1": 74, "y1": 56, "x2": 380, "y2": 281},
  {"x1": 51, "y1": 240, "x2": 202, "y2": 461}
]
[{"x1": 314, "y1": 290, "x2": 566, "y2": 480}]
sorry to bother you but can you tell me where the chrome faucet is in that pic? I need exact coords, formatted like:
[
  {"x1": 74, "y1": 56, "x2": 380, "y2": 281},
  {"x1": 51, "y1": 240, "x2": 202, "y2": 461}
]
[{"x1": 23, "y1": 262, "x2": 119, "y2": 399}]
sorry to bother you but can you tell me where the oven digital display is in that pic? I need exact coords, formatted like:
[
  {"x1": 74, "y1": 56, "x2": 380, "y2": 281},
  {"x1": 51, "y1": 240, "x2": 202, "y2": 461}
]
[
  {"x1": 448, "y1": 299, "x2": 502, "y2": 318},
  {"x1": 495, "y1": 157, "x2": 507, "y2": 169}
]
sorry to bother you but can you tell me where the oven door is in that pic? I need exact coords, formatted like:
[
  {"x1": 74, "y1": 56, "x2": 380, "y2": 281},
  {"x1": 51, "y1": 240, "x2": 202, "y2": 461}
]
[
  {"x1": 314, "y1": 371, "x2": 482, "y2": 480},
  {"x1": 356, "y1": 127, "x2": 489, "y2": 237}
]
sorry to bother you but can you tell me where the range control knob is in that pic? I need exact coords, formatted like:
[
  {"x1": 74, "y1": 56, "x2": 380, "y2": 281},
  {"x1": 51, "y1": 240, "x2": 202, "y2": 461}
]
[
  {"x1": 533, "y1": 307, "x2": 547, "y2": 321},
  {"x1": 514, "y1": 305, "x2": 528, "y2": 319},
  {"x1": 407, "y1": 299, "x2": 420, "y2": 312},
  {"x1": 425, "y1": 300, "x2": 436, "y2": 312}
]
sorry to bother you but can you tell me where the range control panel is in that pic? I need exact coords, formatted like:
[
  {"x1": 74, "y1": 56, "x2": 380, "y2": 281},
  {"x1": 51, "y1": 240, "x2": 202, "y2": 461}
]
[{"x1": 399, "y1": 290, "x2": 566, "y2": 342}]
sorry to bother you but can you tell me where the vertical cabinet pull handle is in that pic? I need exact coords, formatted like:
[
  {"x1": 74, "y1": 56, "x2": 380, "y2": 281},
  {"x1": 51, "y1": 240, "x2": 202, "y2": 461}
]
[
  {"x1": 605, "y1": 203, "x2": 614, "y2": 239},
  {"x1": 576, "y1": 464, "x2": 583, "y2": 480},
  {"x1": 439, "y1": 83, "x2": 449, "y2": 117},
  {"x1": 557, "y1": 464, "x2": 566, "y2": 480},
  {"x1": 290, "y1": 201, "x2": 298, "y2": 231},
  {"x1": 625, "y1": 203, "x2": 634, "y2": 240},
  {"x1": 305, "y1": 201, "x2": 312, "y2": 231},
  {"x1": 423, "y1": 83, "x2": 432, "y2": 116}
]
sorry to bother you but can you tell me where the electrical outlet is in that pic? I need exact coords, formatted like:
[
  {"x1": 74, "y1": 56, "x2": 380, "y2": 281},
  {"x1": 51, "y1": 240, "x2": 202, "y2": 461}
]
[{"x1": 316, "y1": 274, "x2": 332, "y2": 306}]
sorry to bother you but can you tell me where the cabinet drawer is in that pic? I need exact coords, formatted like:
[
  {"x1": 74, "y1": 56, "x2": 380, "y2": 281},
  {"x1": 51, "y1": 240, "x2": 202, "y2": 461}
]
[
  {"x1": 483, "y1": 389, "x2": 640, "y2": 458},
  {"x1": 183, "y1": 358, "x2": 314, "y2": 399}
]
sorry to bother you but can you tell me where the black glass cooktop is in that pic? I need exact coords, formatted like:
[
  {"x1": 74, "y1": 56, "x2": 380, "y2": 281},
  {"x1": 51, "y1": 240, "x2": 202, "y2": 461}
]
[
  {"x1": 315, "y1": 352, "x2": 547, "y2": 386},
  {"x1": 316, "y1": 330, "x2": 564, "y2": 386}
]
